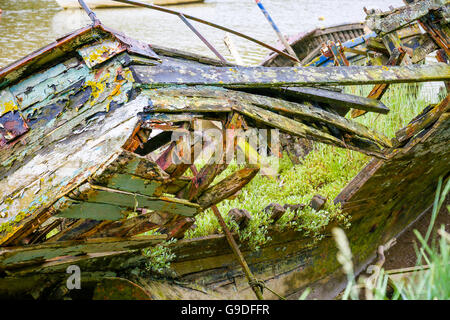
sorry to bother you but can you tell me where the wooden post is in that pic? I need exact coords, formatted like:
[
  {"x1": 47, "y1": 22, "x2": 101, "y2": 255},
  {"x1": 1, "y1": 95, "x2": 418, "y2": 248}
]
[
  {"x1": 224, "y1": 33, "x2": 244, "y2": 66},
  {"x1": 211, "y1": 205, "x2": 264, "y2": 300}
]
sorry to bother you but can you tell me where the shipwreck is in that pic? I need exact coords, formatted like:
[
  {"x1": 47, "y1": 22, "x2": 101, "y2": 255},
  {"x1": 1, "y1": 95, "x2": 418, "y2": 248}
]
[{"x1": 0, "y1": 0, "x2": 449, "y2": 300}]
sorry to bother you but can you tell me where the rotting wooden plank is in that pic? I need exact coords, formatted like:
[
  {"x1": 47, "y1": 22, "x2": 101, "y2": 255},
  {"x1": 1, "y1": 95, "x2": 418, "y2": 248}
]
[
  {"x1": 67, "y1": 183, "x2": 200, "y2": 217},
  {"x1": 178, "y1": 114, "x2": 245, "y2": 201},
  {"x1": 9, "y1": 59, "x2": 89, "y2": 111},
  {"x1": 90, "y1": 150, "x2": 171, "y2": 196},
  {"x1": 395, "y1": 94, "x2": 450, "y2": 144},
  {"x1": 88, "y1": 211, "x2": 173, "y2": 238},
  {"x1": 268, "y1": 87, "x2": 390, "y2": 114},
  {"x1": 0, "y1": 59, "x2": 132, "y2": 170},
  {"x1": 0, "y1": 235, "x2": 166, "y2": 270},
  {"x1": 411, "y1": 34, "x2": 438, "y2": 64},
  {"x1": 142, "y1": 86, "x2": 391, "y2": 148},
  {"x1": 55, "y1": 198, "x2": 131, "y2": 221},
  {"x1": 0, "y1": 94, "x2": 148, "y2": 246},
  {"x1": 197, "y1": 166, "x2": 260, "y2": 209},
  {"x1": 232, "y1": 102, "x2": 387, "y2": 158},
  {"x1": 366, "y1": 0, "x2": 449, "y2": 35},
  {"x1": 93, "y1": 173, "x2": 164, "y2": 197},
  {"x1": 45, "y1": 219, "x2": 108, "y2": 242},
  {"x1": 155, "y1": 126, "x2": 205, "y2": 179},
  {"x1": 77, "y1": 37, "x2": 126, "y2": 69},
  {"x1": 130, "y1": 63, "x2": 450, "y2": 88},
  {"x1": 141, "y1": 113, "x2": 204, "y2": 125},
  {"x1": 232, "y1": 91, "x2": 392, "y2": 148}
]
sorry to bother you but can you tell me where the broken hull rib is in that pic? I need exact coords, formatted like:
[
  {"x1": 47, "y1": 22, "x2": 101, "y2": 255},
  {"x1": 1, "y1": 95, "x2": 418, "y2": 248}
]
[{"x1": 0, "y1": 4, "x2": 449, "y2": 299}]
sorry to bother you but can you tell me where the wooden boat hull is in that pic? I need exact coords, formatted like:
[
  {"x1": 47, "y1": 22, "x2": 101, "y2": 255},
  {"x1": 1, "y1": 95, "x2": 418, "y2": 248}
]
[
  {"x1": 1, "y1": 102, "x2": 448, "y2": 299},
  {"x1": 261, "y1": 21, "x2": 427, "y2": 68},
  {"x1": 261, "y1": 22, "x2": 366, "y2": 67},
  {"x1": 56, "y1": 0, "x2": 204, "y2": 9},
  {"x1": 0, "y1": 0, "x2": 449, "y2": 299},
  {"x1": 24, "y1": 101, "x2": 445, "y2": 300}
]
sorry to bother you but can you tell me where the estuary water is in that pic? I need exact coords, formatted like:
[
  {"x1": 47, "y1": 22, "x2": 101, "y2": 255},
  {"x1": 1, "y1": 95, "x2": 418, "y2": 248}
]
[{"x1": 0, "y1": 0, "x2": 405, "y2": 67}]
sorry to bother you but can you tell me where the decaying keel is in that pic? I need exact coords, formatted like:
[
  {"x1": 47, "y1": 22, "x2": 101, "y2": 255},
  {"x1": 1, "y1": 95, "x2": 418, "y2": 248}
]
[{"x1": 0, "y1": 0, "x2": 449, "y2": 299}]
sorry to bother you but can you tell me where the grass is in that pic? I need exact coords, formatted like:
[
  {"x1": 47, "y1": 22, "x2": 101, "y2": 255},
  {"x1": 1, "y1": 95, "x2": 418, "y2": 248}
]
[{"x1": 183, "y1": 83, "x2": 443, "y2": 250}]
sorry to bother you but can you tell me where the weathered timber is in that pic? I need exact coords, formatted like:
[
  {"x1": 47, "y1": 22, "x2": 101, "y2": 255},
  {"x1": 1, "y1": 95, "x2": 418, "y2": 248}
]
[
  {"x1": 90, "y1": 150, "x2": 172, "y2": 196},
  {"x1": 352, "y1": 47, "x2": 406, "y2": 118},
  {"x1": 269, "y1": 87, "x2": 390, "y2": 114},
  {"x1": 0, "y1": 235, "x2": 165, "y2": 270},
  {"x1": 227, "y1": 209, "x2": 252, "y2": 229},
  {"x1": 264, "y1": 203, "x2": 286, "y2": 224},
  {"x1": 89, "y1": 210, "x2": 173, "y2": 238},
  {"x1": 0, "y1": 7, "x2": 449, "y2": 299},
  {"x1": 178, "y1": 114, "x2": 245, "y2": 201},
  {"x1": 197, "y1": 166, "x2": 260, "y2": 209},
  {"x1": 366, "y1": 0, "x2": 449, "y2": 35},
  {"x1": 395, "y1": 94, "x2": 449, "y2": 143},
  {"x1": 0, "y1": 95, "x2": 147, "y2": 245},
  {"x1": 130, "y1": 63, "x2": 450, "y2": 88},
  {"x1": 65, "y1": 183, "x2": 200, "y2": 217},
  {"x1": 56, "y1": 199, "x2": 132, "y2": 221},
  {"x1": 232, "y1": 101, "x2": 388, "y2": 158}
]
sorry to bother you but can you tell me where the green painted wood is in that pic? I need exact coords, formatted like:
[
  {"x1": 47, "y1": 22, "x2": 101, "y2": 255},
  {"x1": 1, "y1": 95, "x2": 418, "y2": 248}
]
[
  {"x1": 98, "y1": 173, "x2": 162, "y2": 196},
  {"x1": 55, "y1": 199, "x2": 129, "y2": 221},
  {"x1": 0, "y1": 235, "x2": 166, "y2": 269},
  {"x1": 130, "y1": 63, "x2": 450, "y2": 88},
  {"x1": 70, "y1": 184, "x2": 200, "y2": 217}
]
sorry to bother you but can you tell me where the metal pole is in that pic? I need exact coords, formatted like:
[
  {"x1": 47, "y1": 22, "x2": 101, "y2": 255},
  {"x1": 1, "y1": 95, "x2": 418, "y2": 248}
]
[
  {"x1": 111, "y1": 0, "x2": 299, "y2": 63},
  {"x1": 178, "y1": 14, "x2": 228, "y2": 64},
  {"x1": 78, "y1": 0, "x2": 101, "y2": 25},
  {"x1": 254, "y1": 0, "x2": 300, "y2": 64}
]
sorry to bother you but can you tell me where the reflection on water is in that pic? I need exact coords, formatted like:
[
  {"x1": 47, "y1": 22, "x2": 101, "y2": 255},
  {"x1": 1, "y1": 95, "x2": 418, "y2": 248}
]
[{"x1": 1, "y1": 0, "x2": 405, "y2": 67}]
